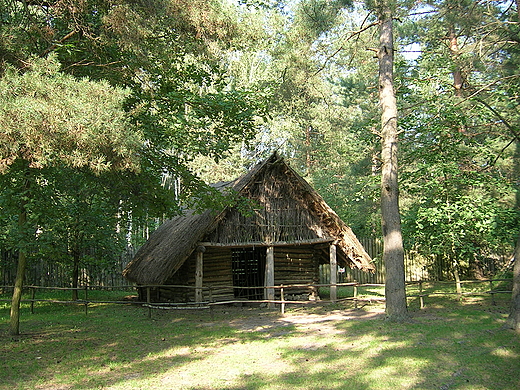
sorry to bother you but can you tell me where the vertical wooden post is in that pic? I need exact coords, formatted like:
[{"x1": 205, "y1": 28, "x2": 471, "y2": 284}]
[
  {"x1": 330, "y1": 243, "x2": 337, "y2": 303},
  {"x1": 84, "y1": 285, "x2": 88, "y2": 315},
  {"x1": 354, "y1": 284, "x2": 358, "y2": 309},
  {"x1": 30, "y1": 287, "x2": 35, "y2": 314},
  {"x1": 489, "y1": 280, "x2": 496, "y2": 306},
  {"x1": 280, "y1": 284, "x2": 285, "y2": 314},
  {"x1": 147, "y1": 287, "x2": 151, "y2": 319},
  {"x1": 195, "y1": 247, "x2": 204, "y2": 303},
  {"x1": 265, "y1": 246, "x2": 275, "y2": 308},
  {"x1": 419, "y1": 281, "x2": 424, "y2": 309}
]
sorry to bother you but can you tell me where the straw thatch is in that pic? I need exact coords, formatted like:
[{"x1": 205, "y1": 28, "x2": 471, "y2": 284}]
[{"x1": 123, "y1": 152, "x2": 374, "y2": 286}]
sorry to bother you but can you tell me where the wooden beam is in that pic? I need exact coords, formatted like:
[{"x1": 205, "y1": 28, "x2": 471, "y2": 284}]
[
  {"x1": 195, "y1": 249, "x2": 204, "y2": 303},
  {"x1": 330, "y1": 243, "x2": 337, "y2": 303},
  {"x1": 200, "y1": 237, "x2": 333, "y2": 248},
  {"x1": 265, "y1": 246, "x2": 275, "y2": 308}
]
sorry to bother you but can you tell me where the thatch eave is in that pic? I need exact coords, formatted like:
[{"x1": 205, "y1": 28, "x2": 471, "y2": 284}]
[{"x1": 122, "y1": 209, "x2": 216, "y2": 285}]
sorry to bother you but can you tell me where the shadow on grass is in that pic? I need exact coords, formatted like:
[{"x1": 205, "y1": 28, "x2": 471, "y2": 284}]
[
  {"x1": 188, "y1": 301, "x2": 519, "y2": 390},
  {"x1": 1, "y1": 298, "x2": 519, "y2": 390},
  {"x1": 1, "y1": 303, "x2": 224, "y2": 389}
]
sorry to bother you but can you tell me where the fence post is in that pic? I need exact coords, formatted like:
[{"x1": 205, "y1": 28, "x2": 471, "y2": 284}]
[
  {"x1": 30, "y1": 287, "x2": 35, "y2": 314},
  {"x1": 84, "y1": 285, "x2": 88, "y2": 315},
  {"x1": 354, "y1": 283, "x2": 358, "y2": 309},
  {"x1": 419, "y1": 281, "x2": 424, "y2": 309},
  {"x1": 280, "y1": 284, "x2": 285, "y2": 315},
  {"x1": 147, "y1": 287, "x2": 152, "y2": 318},
  {"x1": 489, "y1": 280, "x2": 496, "y2": 306}
]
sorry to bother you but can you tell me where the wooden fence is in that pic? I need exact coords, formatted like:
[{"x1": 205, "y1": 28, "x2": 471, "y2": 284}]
[
  {"x1": 320, "y1": 238, "x2": 428, "y2": 284},
  {"x1": 0, "y1": 249, "x2": 132, "y2": 287},
  {"x1": 321, "y1": 237, "x2": 510, "y2": 284},
  {"x1": 1, "y1": 278, "x2": 512, "y2": 317},
  {"x1": 0, "y1": 238, "x2": 511, "y2": 288}
]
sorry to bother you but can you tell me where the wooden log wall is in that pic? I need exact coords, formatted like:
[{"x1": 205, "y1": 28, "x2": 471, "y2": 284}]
[
  {"x1": 161, "y1": 247, "x2": 235, "y2": 302},
  {"x1": 274, "y1": 245, "x2": 319, "y2": 297},
  {"x1": 154, "y1": 244, "x2": 323, "y2": 303},
  {"x1": 202, "y1": 247, "x2": 234, "y2": 301}
]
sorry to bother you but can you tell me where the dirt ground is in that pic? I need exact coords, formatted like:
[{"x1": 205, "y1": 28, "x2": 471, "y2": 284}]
[{"x1": 196, "y1": 302, "x2": 387, "y2": 335}]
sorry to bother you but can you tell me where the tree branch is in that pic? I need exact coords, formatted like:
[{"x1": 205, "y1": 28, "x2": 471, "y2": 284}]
[
  {"x1": 41, "y1": 30, "x2": 77, "y2": 57},
  {"x1": 474, "y1": 97, "x2": 520, "y2": 143},
  {"x1": 313, "y1": 18, "x2": 379, "y2": 76},
  {"x1": 454, "y1": 74, "x2": 520, "y2": 106}
]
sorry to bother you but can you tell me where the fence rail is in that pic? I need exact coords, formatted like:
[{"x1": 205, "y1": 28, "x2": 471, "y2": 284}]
[{"x1": 0, "y1": 278, "x2": 512, "y2": 317}]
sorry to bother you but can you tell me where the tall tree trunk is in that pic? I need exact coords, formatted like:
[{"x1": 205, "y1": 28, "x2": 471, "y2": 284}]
[
  {"x1": 9, "y1": 170, "x2": 31, "y2": 336},
  {"x1": 507, "y1": 235, "x2": 520, "y2": 332},
  {"x1": 10, "y1": 234, "x2": 27, "y2": 336},
  {"x1": 305, "y1": 125, "x2": 312, "y2": 173},
  {"x1": 448, "y1": 27, "x2": 463, "y2": 97},
  {"x1": 507, "y1": 57, "x2": 520, "y2": 329},
  {"x1": 377, "y1": 6, "x2": 408, "y2": 321}
]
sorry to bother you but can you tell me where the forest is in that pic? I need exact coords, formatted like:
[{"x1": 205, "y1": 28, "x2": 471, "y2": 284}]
[{"x1": 0, "y1": 0, "x2": 519, "y2": 332}]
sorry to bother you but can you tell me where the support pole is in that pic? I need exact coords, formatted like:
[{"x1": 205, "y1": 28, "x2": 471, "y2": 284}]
[
  {"x1": 265, "y1": 246, "x2": 275, "y2": 308},
  {"x1": 419, "y1": 281, "x2": 424, "y2": 309},
  {"x1": 195, "y1": 246, "x2": 205, "y2": 303},
  {"x1": 489, "y1": 280, "x2": 496, "y2": 306},
  {"x1": 330, "y1": 243, "x2": 337, "y2": 303},
  {"x1": 147, "y1": 287, "x2": 151, "y2": 319},
  {"x1": 84, "y1": 285, "x2": 88, "y2": 315},
  {"x1": 30, "y1": 287, "x2": 35, "y2": 314},
  {"x1": 281, "y1": 284, "x2": 285, "y2": 314}
]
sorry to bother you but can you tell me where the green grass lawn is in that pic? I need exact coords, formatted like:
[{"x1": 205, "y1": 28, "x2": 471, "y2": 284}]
[{"x1": 1, "y1": 289, "x2": 519, "y2": 390}]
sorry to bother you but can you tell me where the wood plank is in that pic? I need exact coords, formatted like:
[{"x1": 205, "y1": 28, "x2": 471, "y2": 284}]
[
  {"x1": 195, "y1": 250, "x2": 203, "y2": 303},
  {"x1": 265, "y1": 246, "x2": 275, "y2": 307},
  {"x1": 330, "y1": 244, "x2": 337, "y2": 302},
  {"x1": 200, "y1": 238, "x2": 333, "y2": 248}
]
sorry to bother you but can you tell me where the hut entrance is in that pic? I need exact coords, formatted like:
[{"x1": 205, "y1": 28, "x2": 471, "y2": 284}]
[{"x1": 231, "y1": 247, "x2": 266, "y2": 300}]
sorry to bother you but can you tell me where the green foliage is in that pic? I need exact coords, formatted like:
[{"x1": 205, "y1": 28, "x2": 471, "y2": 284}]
[
  {"x1": 1, "y1": 0, "x2": 518, "y2": 288},
  {"x1": 0, "y1": 0, "x2": 271, "y2": 274},
  {"x1": 0, "y1": 56, "x2": 143, "y2": 284},
  {"x1": 30, "y1": 167, "x2": 127, "y2": 273},
  {"x1": 0, "y1": 56, "x2": 141, "y2": 173},
  {"x1": 396, "y1": 0, "x2": 519, "y2": 277}
]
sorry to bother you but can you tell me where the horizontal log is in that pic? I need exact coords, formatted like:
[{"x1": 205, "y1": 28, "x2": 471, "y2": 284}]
[
  {"x1": 275, "y1": 260, "x2": 314, "y2": 265},
  {"x1": 203, "y1": 265, "x2": 232, "y2": 271},
  {"x1": 199, "y1": 238, "x2": 333, "y2": 248},
  {"x1": 275, "y1": 270, "x2": 315, "y2": 276},
  {"x1": 204, "y1": 253, "x2": 233, "y2": 260},
  {"x1": 275, "y1": 256, "x2": 315, "y2": 261}
]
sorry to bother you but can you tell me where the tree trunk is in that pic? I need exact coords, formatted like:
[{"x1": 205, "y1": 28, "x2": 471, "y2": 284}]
[
  {"x1": 507, "y1": 67, "x2": 520, "y2": 330},
  {"x1": 448, "y1": 27, "x2": 463, "y2": 97},
  {"x1": 507, "y1": 235, "x2": 520, "y2": 332},
  {"x1": 9, "y1": 246, "x2": 27, "y2": 336},
  {"x1": 453, "y1": 258, "x2": 462, "y2": 300},
  {"x1": 378, "y1": 7, "x2": 408, "y2": 321},
  {"x1": 9, "y1": 171, "x2": 30, "y2": 336}
]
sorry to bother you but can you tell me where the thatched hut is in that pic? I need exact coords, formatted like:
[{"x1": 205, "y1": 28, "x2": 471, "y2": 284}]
[{"x1": 123, "y1": 152, "x2": 374, "y2": 303}]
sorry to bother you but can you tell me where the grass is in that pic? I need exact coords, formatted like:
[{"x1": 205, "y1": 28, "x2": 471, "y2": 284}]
[{"x1": 1, "y1": 289, "x2": 519, "y2": 390}]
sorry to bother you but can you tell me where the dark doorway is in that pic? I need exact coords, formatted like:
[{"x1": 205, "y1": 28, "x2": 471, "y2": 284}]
[{"x1": 231, "y1": 247, "x2": 266, "y2": 300}]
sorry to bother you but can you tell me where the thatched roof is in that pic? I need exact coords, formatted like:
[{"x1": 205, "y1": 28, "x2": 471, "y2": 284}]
[{"x1": 123, "y1": 152, "x2": 374, "y2": 285}]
